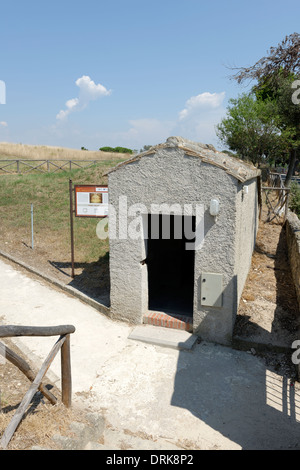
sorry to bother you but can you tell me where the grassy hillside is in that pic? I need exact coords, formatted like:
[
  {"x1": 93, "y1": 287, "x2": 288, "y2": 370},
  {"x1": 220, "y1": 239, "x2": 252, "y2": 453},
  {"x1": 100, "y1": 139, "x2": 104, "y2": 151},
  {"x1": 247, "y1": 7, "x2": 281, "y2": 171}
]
[
  {"x1": 0, "y1": 142, "x2": 129, "y2": 161},
  {"x1": 0, "y1": 160, "x2": 126, "y2": 295}
]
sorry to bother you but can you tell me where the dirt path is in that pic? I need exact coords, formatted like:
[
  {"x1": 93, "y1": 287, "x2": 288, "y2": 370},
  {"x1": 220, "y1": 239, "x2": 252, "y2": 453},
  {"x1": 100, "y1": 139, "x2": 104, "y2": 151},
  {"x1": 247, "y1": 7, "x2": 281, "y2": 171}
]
[{"x1": 234, "y1": 218, "x2": 299, "y2": 351}]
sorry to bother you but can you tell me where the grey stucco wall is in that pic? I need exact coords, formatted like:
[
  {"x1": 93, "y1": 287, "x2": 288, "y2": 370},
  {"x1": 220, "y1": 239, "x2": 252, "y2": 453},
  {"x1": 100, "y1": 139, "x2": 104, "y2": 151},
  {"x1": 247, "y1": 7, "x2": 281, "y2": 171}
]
[
  {"x1": 108, "y1": 147, "x2": 258, "y2": 345},
  {"x1": 234, "y1": 178, "x2": 259, "y2": 304},
  {"x1": 191, "y1": 167, "x2": 238, "y2": 345}
]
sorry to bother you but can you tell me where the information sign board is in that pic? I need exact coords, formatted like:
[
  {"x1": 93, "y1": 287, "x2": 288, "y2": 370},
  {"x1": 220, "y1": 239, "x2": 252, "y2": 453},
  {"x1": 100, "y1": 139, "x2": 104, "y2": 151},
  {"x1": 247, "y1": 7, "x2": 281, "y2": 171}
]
[{"x1": 74, "y1": 185, "x2": 108, "y2": 217}]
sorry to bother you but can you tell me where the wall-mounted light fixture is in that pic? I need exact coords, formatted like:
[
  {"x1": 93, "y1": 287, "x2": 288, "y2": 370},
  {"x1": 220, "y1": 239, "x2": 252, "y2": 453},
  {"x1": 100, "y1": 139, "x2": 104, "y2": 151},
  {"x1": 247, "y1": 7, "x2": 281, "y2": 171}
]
[{"x1": 210, "y1": 198, "x2": 220, "y2": 216}]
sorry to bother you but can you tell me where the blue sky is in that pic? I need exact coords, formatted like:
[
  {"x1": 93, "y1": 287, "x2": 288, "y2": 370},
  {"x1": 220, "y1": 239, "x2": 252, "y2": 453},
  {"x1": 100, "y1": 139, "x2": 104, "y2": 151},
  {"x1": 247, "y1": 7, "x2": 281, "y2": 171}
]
[{"x1": 0, "y1": 0, "x2": 299, "y2": 151}]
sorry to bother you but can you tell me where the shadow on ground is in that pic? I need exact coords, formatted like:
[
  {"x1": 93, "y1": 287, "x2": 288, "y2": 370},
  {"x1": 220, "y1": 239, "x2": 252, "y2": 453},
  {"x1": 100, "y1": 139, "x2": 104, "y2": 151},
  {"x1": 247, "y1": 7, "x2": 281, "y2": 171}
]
[
  {"x1": 171, "y1": 222, "x2": 300, "y2": 449},
  {"x1": 49, "y1": 252, "x2": 110, "y2": 307},
  {"x1": 233, "y1": 223, "x2": 300, "y2": 351},
  {"x1": 171, "y1": 340, "x2": 300, "y2": 449}
]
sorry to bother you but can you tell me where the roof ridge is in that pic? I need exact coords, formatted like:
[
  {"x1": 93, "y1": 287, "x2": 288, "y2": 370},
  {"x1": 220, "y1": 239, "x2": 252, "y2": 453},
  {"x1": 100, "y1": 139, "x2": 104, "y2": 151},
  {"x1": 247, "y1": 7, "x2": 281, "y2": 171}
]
[{"x1": 105, "y1": 137, "x2": 261, "y2": 182}]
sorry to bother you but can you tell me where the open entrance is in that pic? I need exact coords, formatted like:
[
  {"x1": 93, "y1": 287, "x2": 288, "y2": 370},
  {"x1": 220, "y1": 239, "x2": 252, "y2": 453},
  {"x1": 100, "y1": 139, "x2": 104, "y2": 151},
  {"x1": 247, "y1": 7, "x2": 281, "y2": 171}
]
[{"x1": 146, "y1": 214, "x2": 195, "y2": 317}]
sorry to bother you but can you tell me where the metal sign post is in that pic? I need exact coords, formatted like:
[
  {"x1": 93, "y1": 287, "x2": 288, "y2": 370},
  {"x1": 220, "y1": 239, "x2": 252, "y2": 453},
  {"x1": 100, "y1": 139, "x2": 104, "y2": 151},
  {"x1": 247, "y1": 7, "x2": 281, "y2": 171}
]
[
  {"x1": 31, "y1": 203, "x2": 34, "y2": 250},
  {"x1": 69, "y1": 181, "x2": 108, "y2": 279}
]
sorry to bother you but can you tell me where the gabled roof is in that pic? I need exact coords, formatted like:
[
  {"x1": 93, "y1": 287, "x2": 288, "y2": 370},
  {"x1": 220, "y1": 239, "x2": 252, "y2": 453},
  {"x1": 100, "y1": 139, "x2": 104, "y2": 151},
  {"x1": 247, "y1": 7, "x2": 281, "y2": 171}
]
[{"x1": 106, "y1": 136, "x2": 261, "y2": 183}]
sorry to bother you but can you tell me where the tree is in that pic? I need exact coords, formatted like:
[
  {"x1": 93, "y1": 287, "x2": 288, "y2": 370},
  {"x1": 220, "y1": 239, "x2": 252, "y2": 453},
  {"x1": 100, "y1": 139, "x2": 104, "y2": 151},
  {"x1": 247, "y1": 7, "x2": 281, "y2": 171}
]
[
  {"x1": 230, "y1": 33, "x2": 300, "y2": 186},
  {"x1": 140, "y1": 145, "x2": 153, "y2": 152},
  {"x1": 274, "y1": 75, "x2": 300, "y2": 184},
  {"x1": 231, "y1": 33, "x2": 300, "y2": 85},
  {"x1": 251, "y1": 73, "x2": 300, "y2": 184},
  {"x1": 216, "y1": 94, "x2": 289, "y2": 166}
]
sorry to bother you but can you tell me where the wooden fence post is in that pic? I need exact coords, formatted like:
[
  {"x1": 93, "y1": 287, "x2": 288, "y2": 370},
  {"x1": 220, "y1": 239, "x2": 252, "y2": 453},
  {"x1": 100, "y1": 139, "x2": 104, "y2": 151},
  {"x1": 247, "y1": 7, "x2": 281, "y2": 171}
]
[
  {"x1": 0, "y1": 335, "x2": 67, "y2": 449},
  {"x1": 0, "y1": 324, "x2": 75, "y2": 448},
  {"x1": 61, "y1": 334, "x2": 72, "y2": 408}
]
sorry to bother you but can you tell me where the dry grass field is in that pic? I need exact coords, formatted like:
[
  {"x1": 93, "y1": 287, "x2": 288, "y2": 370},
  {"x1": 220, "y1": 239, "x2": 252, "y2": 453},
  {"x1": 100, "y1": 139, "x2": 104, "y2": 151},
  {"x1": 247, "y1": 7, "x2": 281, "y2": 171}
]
[
  {"x1": 0, "y1": 154, "x2": 130, "y2": 304},
  {"x1": 0, "y1": 142, "x2": 128, "y2": 161}
]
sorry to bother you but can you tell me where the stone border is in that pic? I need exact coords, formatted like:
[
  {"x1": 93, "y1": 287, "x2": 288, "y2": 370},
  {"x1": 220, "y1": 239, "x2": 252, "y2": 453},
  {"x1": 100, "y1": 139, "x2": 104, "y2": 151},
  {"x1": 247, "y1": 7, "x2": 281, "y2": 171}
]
[
  {"x1": 286, "y1": 210, "x2": 300, "y2": 380},
  {"x1": 286, "y1": 210, "x2": 300, "y2": 309},
  {"x1": 0, "y1": 249, "x2": 110, "y2": 318}
]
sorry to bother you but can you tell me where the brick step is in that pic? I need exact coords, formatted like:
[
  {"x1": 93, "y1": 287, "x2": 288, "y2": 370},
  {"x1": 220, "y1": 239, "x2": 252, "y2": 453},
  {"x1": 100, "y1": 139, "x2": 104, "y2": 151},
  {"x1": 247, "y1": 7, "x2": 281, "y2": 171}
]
[{"x1": 143, "y1": 311, "x2": 193, "y2": 332}]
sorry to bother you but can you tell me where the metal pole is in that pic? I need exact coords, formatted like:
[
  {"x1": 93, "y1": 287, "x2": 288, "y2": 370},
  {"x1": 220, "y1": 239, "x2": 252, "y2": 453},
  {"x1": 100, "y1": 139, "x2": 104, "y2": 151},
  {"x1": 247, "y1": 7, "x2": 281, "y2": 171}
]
[
  {"x1": 69, "y1": 179, "x2": 75, "y2": 278},
  {"x1": 31, "y1": 203, "x2": 34, "y2": 249}
]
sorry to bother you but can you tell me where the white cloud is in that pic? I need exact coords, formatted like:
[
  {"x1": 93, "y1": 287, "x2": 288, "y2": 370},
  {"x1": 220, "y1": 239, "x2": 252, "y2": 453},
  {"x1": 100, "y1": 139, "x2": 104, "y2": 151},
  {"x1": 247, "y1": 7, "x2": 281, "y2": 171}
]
[
  {"x1": 49, "y1": 88, "x2": 226, "y2": 150},
  {"x1": 173, "y1": 91, "x2": 226, "y2": 147},
  {"x1": 113, "y1": 92, "x2": 226, "y2": 150},
  {"x1": 75, "y1": 75, "x2": 111, "y2": 101},
  {"x1": 179, "y1": 92, "x2": 225, "y2": 120},
  {"x1": 119, "y1": 118, "x2": 175, "y2": 149},
  {"x1": 56, "y1": 98, "x2": 79, "y2": 120},
  {"x1": 56, "y1": 75, "x2": 111, "y2": 121},
  {"x1": 0, "y1": 121, "x2": 8, "y2": 127}
]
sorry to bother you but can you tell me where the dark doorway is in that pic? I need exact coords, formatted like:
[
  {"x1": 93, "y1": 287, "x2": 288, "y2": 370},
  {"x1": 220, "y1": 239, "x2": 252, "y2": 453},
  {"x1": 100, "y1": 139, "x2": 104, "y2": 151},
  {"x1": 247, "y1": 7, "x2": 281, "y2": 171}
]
[{"x1": 146, "y1": 214, "x2": 195, "y2": 317}]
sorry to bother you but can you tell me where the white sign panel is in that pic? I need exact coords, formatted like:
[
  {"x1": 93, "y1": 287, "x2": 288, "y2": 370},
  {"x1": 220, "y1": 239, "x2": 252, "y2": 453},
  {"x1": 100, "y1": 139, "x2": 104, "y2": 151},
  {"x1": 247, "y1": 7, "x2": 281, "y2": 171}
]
[{"x1": 75, "y1": 185, "x2": 108, "y2": 218}]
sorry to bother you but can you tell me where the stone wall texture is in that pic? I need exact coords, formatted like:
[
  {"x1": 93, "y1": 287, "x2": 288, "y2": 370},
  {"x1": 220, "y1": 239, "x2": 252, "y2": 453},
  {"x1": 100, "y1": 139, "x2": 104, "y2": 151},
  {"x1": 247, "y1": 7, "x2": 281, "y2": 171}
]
[{"x1": 286, "y1": 210, "x2": 300, "y2": 308}]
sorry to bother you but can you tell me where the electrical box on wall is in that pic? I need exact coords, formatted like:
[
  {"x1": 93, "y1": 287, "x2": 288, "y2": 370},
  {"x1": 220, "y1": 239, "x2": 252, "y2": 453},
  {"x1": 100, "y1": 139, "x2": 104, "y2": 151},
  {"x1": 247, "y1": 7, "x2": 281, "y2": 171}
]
[{"x1": 200, "y1": 272, "x2": 223, "y2": 307}]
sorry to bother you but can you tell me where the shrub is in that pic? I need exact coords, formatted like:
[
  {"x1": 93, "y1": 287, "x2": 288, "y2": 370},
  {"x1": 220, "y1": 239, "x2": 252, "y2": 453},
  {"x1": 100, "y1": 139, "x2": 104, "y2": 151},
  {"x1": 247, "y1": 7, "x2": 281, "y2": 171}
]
[
  {"x1": 99, "y1": 146, "x2": 133, "y2": 154},
  {"x1": 289, "y1": 182, "x2": 300, "y2": 217},
  {"x1": 114, "y1": 146, "x2": 133, "y2": 154},
  {"x1": 99, "y1": 146, "x2": 115, "y2": 152}
]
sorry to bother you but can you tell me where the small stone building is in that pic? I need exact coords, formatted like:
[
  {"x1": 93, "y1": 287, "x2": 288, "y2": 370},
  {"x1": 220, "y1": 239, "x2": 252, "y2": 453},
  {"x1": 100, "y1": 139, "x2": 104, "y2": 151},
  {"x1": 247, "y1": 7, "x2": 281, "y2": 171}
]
[{"x1": 107, "y1": 136, "x2": 261, "y2": 345}]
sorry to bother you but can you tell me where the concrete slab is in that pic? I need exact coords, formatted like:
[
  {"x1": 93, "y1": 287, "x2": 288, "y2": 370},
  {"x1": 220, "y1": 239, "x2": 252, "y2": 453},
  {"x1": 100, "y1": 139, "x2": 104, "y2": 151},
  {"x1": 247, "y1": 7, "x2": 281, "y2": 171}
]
[{"x1": 128, "y1": 324, "x2": 198, "y2": 350}]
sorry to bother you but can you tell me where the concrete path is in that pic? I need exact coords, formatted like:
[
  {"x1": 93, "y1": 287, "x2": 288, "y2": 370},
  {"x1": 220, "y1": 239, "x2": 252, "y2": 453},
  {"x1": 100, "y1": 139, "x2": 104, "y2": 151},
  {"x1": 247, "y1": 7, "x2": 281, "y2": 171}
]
[{"x1": 1, "y1": 257, "x2": 300, "y2": 450}]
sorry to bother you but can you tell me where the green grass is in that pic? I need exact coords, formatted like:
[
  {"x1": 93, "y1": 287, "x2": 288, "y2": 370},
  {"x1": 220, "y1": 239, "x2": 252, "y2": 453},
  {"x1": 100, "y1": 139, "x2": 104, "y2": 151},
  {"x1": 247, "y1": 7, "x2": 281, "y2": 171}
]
[{"x1": 0, "y1": 159, "x2": 125, "y2": 263}]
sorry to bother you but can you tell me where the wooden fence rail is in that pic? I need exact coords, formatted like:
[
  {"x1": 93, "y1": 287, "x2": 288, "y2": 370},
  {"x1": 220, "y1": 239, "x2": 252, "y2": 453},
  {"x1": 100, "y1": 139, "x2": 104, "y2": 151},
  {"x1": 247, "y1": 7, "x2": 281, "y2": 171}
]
[
  {"x1": 263, "y1": 171, "x2": 291, "y2": 223},
  {"x1": 268, "y1": 171, "x2": 300, "y2": 187},
  {"x1": 0, "y1": 324, "x2": 75, "y2": 449},
  {"x1": 262, "y1": 186, "x2": 290, "y2": 223},
  {"x1": 0, "y1": 159, "x2": 101, "y2": 174}
]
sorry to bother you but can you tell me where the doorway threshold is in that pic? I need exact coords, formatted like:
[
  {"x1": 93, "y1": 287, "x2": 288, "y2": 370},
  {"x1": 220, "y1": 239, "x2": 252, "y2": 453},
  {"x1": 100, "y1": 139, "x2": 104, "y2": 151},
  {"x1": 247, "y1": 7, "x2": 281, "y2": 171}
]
[
  {"x1": 129, "y1": 325, "x2": 197, "y2": 350},
  {"x1": 143, "y1": 311, "x2": 193, "y2": 332}
]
